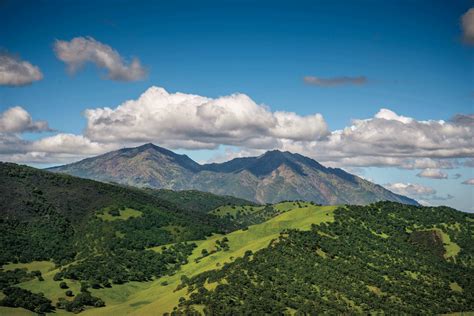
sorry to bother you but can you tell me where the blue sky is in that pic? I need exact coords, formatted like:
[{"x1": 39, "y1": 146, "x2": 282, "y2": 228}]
[{"x1": 0, "y1": 0, "x2": 473, "y2": 211}]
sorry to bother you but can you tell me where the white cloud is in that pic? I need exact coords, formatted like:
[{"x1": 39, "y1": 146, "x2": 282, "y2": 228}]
[
  {"x1": 0, "y1": 132, "x2": 118, "y2": 165},
  {"x1": 84, "y1": 86, "x2": 329, "y2": 149},
  {"x1": 385, "y1": 182, "x2": 436, "y2": 196},
  {"x1": 54, "y1": 36, "x2": 146, "y2": 81},
  {"x1": 277, "y1": 109, "x2": 474, "y2": 169},
  {"x1": 374, "y1": 108, "x2": 413, "y2": 124},
  {"x1": 0, "y1": 52, "x2": 43, "y2": 86},
  {"x1": 0, "y1": 106, "x2": 50, "y2": 133},
  {"x1": 462, "y1": 178, "x2": 474, "y2": 185},
  {"x1": 0, "y1": 87, "x2": 472, "y2": 172},
  {"x1": 461, "y1": 8, "x2": 474, "y2": 44},
  {"x1": 385, "y1": 182, "x2": 454, "y2": 201},
  {"x1": 416, "y1": 168, "x2": 448, "y2": 179}
]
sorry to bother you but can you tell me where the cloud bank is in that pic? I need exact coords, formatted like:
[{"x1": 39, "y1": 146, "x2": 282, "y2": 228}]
[
  {"x1": 54, "y1": 36, "x2": 146, "y2": 81},
  {"x1": 385, "y1": 182, "x2": 454, "y2": 202},
  {"x1": 0, "y1": 87, "x2": 472, "y2": 172},
  {"x1": 304, "y1": 75, "x2": 367, "y2": 87},
  {"x1": 0, "y1": 52, "x2": 43, "y2": 86},
  {"x1": 385, "y1": 183, "x2": 435, "y2": 196}
]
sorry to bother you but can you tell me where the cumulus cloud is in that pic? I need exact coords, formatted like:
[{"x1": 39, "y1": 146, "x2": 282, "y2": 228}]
[
  {"x1": 0, "y1": 132, "x2": 118, "y2": 165},
  {"x1": 385, "y1": 182, "x2": 436, "y2": 196},
  {"x1": 0, "y1": 88, "x2": 473, "y2": 172},
  {"x1": 0, "y1": 52, "x2": 43, "y2": 86},
  {"x1": 278, "y1": 108, "x2": 474, "y2": 169},
  {"x1": 461, "y1": 8, "x2": 474, "y2": 44},
  {"x1": 304, "y1": 75, "x2": 367, "y2": 87},
  {"x1": 416, "y1": 168, "x2": 448, "y2": 179},
  {"x1": 462, "y1": 178, "x2": 474, "y2": 185},
  {"x1": 0, "y1": 107, "x2": 113, "y2": 164},
  {"x1": 0, "y1": 106, "x2": 51, "y2": 133},
  {"x1": 385, "y1": 182, "x2": 453, "y2": 201},
  {"x1": 84, "y1": 86, "x2": 329, "y2": 149},
  {"x1": 54, "y1": 36, "x2": 146, "y2": 81}
]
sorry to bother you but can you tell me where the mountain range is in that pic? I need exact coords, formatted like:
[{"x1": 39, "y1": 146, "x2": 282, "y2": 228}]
[{"x1": 48, "y1": 143, "x2": 417, "y2": 205}]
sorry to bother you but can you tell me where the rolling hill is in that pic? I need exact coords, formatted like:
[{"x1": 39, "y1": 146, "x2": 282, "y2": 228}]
[
  {"x1": 1, "y1": 169, "x2": 473, "y2": 315},
  {"x1": 47, "y1": 143, "x2": 418, "y2": 205}
]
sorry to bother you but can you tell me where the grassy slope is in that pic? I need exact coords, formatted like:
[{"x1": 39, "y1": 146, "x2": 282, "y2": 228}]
[{"x1": 14, "y1": 203, "x2": 337, "y2": 315}]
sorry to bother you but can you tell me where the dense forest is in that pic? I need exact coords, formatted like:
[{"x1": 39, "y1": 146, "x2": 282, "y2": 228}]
[
  {"x1": 147, "y1": 189, "x2": 256, "y2": 213},
  {"x1": 174, "y1": 202, "x2": 474, "y2": 315}
]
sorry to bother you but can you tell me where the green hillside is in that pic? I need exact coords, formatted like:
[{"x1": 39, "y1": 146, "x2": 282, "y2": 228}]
[
  {"x1": 3, "y1": 202, "x2": 337, "y2": 315},
  {"x1": 211, "y1": 200, "x2": 319, "y2": 226},
  {"x1": 0, "y1": 163, "x2": 245, "y2": 314},
  {"x1": 175, "y1": 202, "x2": 474, "y2": 315},
  {"x1": 1, "y1": 163, "x2": 473, "y2": 314},
  {"x1": 147, "y1": 189, "x2": 256, "y2": 213}
]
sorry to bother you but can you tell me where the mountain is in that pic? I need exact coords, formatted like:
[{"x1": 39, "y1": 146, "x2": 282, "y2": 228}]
[{"x1": 47, "y1": 143, "x2": 418, "y2": 205}]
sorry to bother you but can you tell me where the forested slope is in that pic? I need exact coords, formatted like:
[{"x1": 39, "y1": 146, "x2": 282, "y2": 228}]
[
  {"x1": 1, "y1": 162, "x2": 473, "y2": 315},
  {"x1": 0, "y1": 163, "x2": 245, "y2": 314},
  {"x1": 173, "y1": 202, "x2": 474, "y2": 315}
]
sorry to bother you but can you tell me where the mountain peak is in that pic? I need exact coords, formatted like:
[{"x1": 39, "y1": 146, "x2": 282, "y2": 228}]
[
  {"x1": 135, "y1": 142, "x2": 163, "y2": 151},
  {"x1": 47, "y1": 144, "x2": 418, "y2": 206},
  {"x1": 258, "y1": 149, "x2": 287, "y2": 158}
]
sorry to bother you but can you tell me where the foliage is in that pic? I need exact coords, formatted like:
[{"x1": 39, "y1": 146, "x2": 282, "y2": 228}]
[
  {"x1": 0, "y1": 162, "x2": 243, "y2": 313},
  {"x1": 56, "y1": 292, "x2": 105, "y2": 313},
  {"x1": 0, "y1": 287, "x2": 54, "y2": 314},
  {"x1": 0, "y1": 269, "x2": 40, "y2": 290},
  {"x1": 148, "y1": 189, "x2": 256, "y2": 213},
  {"x1": 174, "y1": 202, "x2": 474, "y2": 314},
  {"x1": 212, "y1": 201, "x2": 314, "y2": 227},
  {"x1": 56, "y1": 243, "x2": 196, "y2": 286}
]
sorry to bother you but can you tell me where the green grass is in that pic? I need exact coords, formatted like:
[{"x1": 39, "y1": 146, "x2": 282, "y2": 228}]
[
  {"x1": 449, "y1": 282, "x2": 463, "y2": 293},
  {"x1": 370, "y1": 230, "x2": 389, "y2": 239},
  {"x1": 14, "y1": 204, "x2": 334, "y2": 316},
  {"x1": 0, "y1": 307, "x2": 36, "y2": 315},
  {"x1": 18, "y1": 262, "x2": 82, "y2": 310},
  {"x1": 273, "y1": 201, "x2": 313, "y2": 212},
  {"x1": 3, "y1": 261, "x2": 55, "y2": 274},
  {"x1": 211, "y1": 204, "x2": 263, "y2": 217},
  {"x1": 432, "y1": 228, "x2": 461, "y2": 259},
  {"x1": 96, "y1": 208, "x2": 143, "y2": 221},
  {"x1": 13, "y1": 204, "x2": 337, "y2": 315}
]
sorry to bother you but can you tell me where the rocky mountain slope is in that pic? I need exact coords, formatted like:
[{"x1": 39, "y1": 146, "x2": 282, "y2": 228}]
[{"x1": 48, "y1": 143, "x2": 418, "y2": 205}]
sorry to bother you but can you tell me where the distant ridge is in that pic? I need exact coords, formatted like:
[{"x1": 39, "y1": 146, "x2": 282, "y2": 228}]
[{"x1": 47, "y1": 143, "x2": 419, "y2": 205}]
